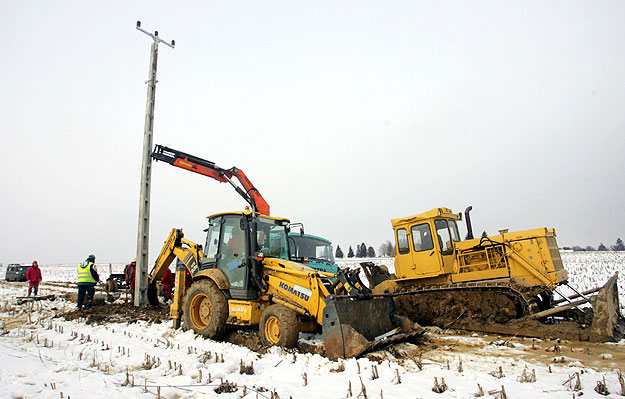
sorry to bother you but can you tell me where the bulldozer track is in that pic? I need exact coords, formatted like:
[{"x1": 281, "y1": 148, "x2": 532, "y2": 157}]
[
  {"x1": 383, "y1": 281, "x2": 536, "y2": 317},
  {"x1": 384, "y1": 282, "x2": 600, "y2": 339},
  {"x1": 382, "y1": 280, "x2": 625, "y2": 342}
]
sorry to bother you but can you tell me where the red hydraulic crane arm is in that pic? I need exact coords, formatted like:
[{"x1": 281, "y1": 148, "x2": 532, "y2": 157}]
[
  {"x1": 222, "y1": 167, "x2": 270, "y2": 216},
  {"x1": 151, "y1": 144, "x2": 270, "y2": 216}
]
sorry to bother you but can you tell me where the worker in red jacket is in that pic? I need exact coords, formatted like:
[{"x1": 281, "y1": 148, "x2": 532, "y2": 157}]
[
  {"x1": 161, "y1": 268, "x2": 173, "y2": 302},
  {"x1": 124, "y1": 258, "x2": 136, "y2": 296},
  {"x1": 185, "y1": 269, "x2": 192, "y2": 287},
  {"x1": 26, "y1": 261, "x2": 43, "y2": 296}
]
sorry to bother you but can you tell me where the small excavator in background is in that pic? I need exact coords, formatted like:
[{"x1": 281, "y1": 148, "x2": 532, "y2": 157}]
[
  {"x1": 146, "y1": 211, "x2": 423, "y2": 360},
  {"x1": 361, "y1": 206, "x2": 624, "y2": 342},
  {"x1": 151, "y1": 145, "x2": 338, "y2": 274}
]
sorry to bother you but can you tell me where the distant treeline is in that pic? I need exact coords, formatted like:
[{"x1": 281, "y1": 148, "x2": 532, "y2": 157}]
[
  {"x1": 335, "y1": 240, "x2": 397, "y2": 259},
  {"x1": 562, "y1": 238, "x2": 625, "y2": 252}
]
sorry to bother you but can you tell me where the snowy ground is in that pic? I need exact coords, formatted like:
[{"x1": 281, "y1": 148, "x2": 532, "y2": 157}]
[{"x1": 0, "y1": 253, "x2": 624, "y2": 398}]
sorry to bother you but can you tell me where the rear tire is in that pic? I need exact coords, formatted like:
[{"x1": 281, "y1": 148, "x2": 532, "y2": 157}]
[
  {"x1": 259, "y1": 304, "x2": 299, "y2": 348},
  {"x1": 182, "y1": 280, "x2": 228, "y2": 339},
  {"x1": 106, "y1": 279, "x2": 118, "y2": 293},
  {"x1": 147, "y1": 283, "x2": 159, "y2": 306}
]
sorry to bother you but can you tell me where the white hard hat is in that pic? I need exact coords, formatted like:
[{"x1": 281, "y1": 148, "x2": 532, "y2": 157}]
[{"x1": 131, "y1": 258, "x2": 137, "y2": 262}]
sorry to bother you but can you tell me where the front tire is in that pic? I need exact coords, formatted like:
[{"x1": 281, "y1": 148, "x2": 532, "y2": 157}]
[
  {"x1": 259, "y1": 304, "x2": 299, "y2": 348},
  {"x1": 182, "y1": 279, "x2": 228, "y2": 339}
]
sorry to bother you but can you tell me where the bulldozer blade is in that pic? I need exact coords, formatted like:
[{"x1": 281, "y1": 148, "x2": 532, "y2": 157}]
[
  {"x1": 589, "y1": 273, "x2": 625, "y2": 342},
  {"x1": 322, "y1": 296, "x2": 424, "y2": 360}
]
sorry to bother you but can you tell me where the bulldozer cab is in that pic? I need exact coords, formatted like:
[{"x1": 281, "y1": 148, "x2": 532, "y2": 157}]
[
  {"x1": 202, "y1": 212, "x2": 290, "y2": 299},
  {"x1": 393, "y1": 208, "x2": 462, "y2": 280}
]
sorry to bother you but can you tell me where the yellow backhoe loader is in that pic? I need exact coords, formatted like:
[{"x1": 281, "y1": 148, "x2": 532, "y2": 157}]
[
  {"x1": 148, "y1": 211, "x2": 423, "y2": 360},
  {"x1": 361, "y1": 206, "x2": 624, "y2": 342}
]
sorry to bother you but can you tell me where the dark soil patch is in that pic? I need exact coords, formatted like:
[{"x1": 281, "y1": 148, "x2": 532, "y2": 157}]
[
  {"x1": 298, "y1": 341, "x2": 325, "y2": 356},
  {"x1": 58, "y1": 302, "x2": 168, "y2": 324},
  {"x1": 396, "y1": 290, "x2": 521, "y2": 327},
  {"x1": 225, "y1": 330, "x2": 266, "y2": 353},
  {"x1": 224, "y1": 329, "x2": 326, "y2": 356}
]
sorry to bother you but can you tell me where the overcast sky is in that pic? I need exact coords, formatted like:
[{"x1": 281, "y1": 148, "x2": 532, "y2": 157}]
[{"x1": 2, "y1": 1, "x2": 624, "y2": 264}]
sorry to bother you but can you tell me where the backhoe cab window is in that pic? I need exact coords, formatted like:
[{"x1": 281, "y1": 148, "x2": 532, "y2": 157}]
[
  {"x1": 397, "y1": 228, "x2": 410, "y2": 254},
  {"x1": 217, "y1": 217, "x2": 247, "y2": 288},
  {"x1": 411, "y1": 223, "x2": 434, "y2": 252},
  {"x1": 256, "y1": 217, "x2": 289, "y2": 260},
  {"x1": 435, "y1": 219, "x2": 454, "y2": 255},
  {"x1": 204, "y1": 221, "x2": 221, "y2": 262}
]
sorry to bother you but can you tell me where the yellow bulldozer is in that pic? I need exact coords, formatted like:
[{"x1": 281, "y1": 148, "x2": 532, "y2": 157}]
[
  {"x1": 361, "y1": 206, "x2": 624, "y2": 342},
  {"x1": 147, "y1": 211, "x2": 423, "y2": 360}
]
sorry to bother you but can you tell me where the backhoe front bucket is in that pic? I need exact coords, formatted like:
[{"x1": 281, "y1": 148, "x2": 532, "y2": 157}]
[
  {"x1": 589, "y1": 273, "x2": 625, "y2": 342},
  {"x1": 322, "y1": 297, "x2": 424, "y2": 360}
]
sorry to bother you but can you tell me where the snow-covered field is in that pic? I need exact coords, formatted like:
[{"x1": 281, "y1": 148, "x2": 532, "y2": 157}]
[{"x1": 0, "y1": 253, "x2": 624, "y2": 398}]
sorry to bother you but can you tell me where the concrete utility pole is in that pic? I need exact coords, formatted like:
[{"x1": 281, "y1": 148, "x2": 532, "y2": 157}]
[{"x1": 135, "y1": 21, "x2": 175, "y2": 307}]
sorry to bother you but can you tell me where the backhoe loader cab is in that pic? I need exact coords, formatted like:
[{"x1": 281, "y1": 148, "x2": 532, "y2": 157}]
[{"x1": 202, "y1": 212, "x2": 290, "y2": 299}]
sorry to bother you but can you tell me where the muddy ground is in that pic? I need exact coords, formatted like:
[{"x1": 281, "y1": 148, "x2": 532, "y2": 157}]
[
  {"x1": 56, "y1": 302, "x2": 327, "y2": 356},
  {"x1": 52, "y1": 302, "x2": 625, "y2": 370}
]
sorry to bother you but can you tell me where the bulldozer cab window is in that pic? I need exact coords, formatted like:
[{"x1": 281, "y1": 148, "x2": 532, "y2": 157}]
[
  {"x1": 435, "y1": 219, "x2": 454, "y2": 255},
  {"x1": 397, "y1": 228, "x2": 410, "y2": 254},
  {"x1": 449, "y1": 220, "x2": 461, "y2": 242},
  {"x1": 411, "y1": 223, "x2": 434, "y2": 252},
  {"x1": 217, "y1": 216, "x2": 248, "y2": 288}
]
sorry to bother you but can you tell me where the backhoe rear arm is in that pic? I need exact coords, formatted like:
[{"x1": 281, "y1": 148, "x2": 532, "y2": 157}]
[{"x1": 148, "y1": 228, "x2": 204, "y2": 327}]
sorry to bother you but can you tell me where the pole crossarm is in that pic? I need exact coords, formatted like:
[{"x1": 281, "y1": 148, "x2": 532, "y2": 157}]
[{"x1": 136, "y1": 21, "x2": 175, "y2": 48}]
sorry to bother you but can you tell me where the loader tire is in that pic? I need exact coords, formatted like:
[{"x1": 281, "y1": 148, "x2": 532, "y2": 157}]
[
  {"x1": 182, "y1": 279, "x2": 228, "y2": 339},
  {"x1": 260, "y1": 304, "x2": 299, "y2": 348},
  {"x1": 106, "y1": 279, "x2": 118, "y2": 293}
]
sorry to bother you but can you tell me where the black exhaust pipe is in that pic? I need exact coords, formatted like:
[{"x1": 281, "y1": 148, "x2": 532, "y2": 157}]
[{"x1": 464, "y1": 206, "x2": 474, "y2": 240}]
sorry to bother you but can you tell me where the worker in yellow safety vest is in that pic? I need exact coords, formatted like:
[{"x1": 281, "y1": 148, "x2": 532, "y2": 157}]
[{"x1": 77, "y1": 254, "x2": 100, "y2": 311}]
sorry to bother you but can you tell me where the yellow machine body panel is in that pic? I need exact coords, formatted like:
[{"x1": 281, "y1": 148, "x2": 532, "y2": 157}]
[
  {"x1": 195, "y1": 268, "x2": 230, "y2": 290},
  {"x1": 261, "y1": 257, "x2": 334, "y2": 326},
  {"x1": 453, "y1": 228, "x2": 568, "y2": 289},
  {"x1": 392, "y1": 207, "x2": 568, "y2": 290},
  {"x1": 227, "y1": 300, "x2": 264, "y2": 326}
]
